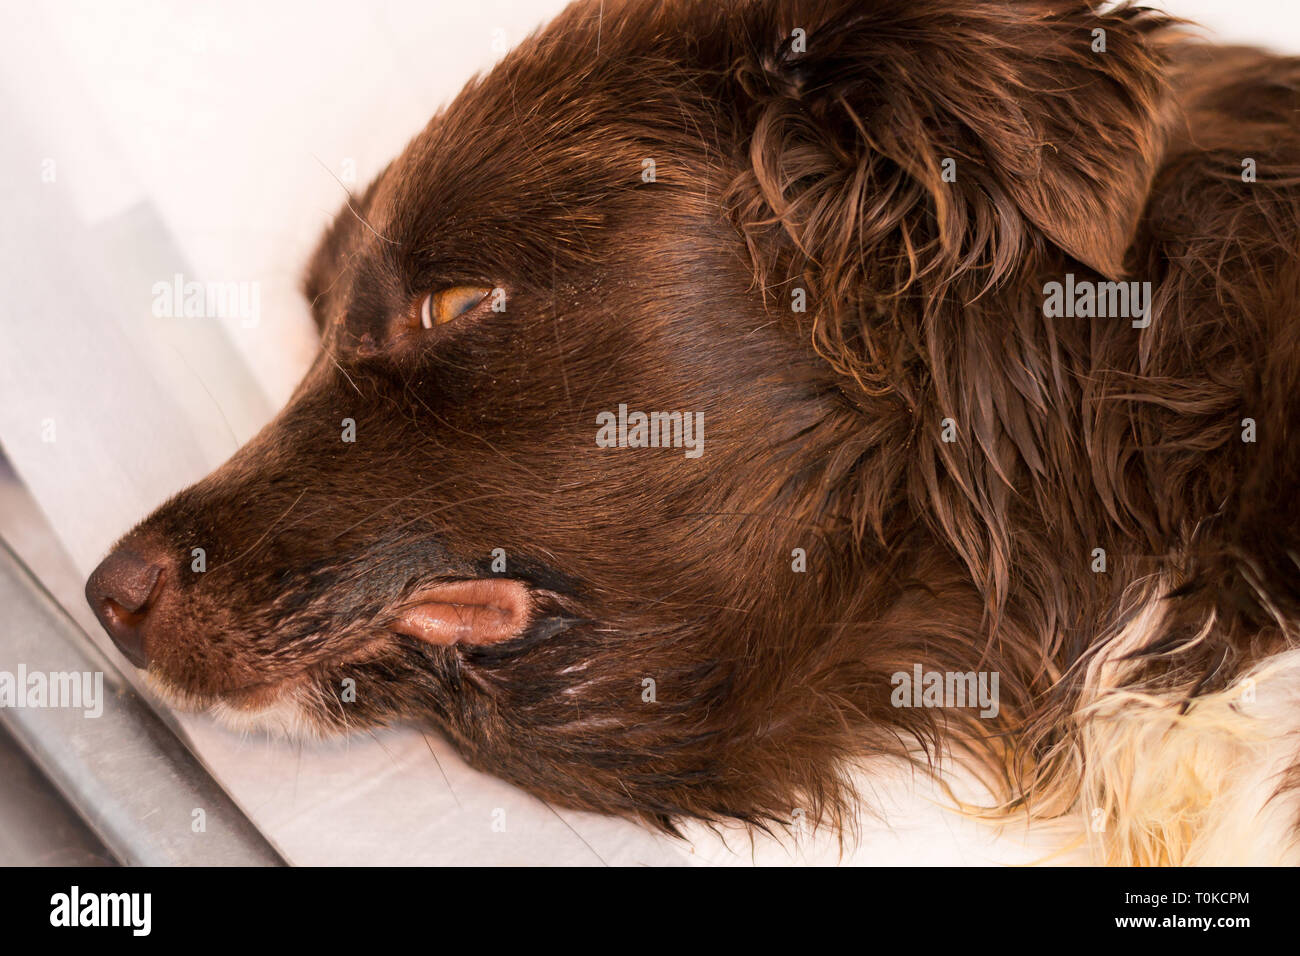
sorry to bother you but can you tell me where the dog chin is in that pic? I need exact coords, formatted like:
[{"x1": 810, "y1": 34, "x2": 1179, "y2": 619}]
[
  {"x1": 145, "y1": 671, "x2": 326, "y2": 741},
  {"x1": 208, "y1": 692, "x2": 327, "y2": 740}
]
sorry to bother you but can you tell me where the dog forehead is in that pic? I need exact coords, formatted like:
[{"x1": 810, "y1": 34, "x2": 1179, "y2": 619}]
[
  {"x1": 373, "y1": 24, "x2": 722, "y2": 253},
  {"x1": 386, "y1": 107, "x2": 637, "y2": 237}
]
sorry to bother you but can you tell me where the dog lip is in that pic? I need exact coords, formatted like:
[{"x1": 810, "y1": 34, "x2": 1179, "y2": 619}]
[
  {"x1": 144, "y1": 669, "x2": 290, "y2": 713},
  {"x1": 207, "y1": 634, "x2": 391, "y2": 706},
  {"x1": 390, "y1": 578, "x2": 533, "y2": 646}
]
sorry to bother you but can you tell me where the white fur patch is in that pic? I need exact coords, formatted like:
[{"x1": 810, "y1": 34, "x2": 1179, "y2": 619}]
[{"x1": 1066, "y1": 576, "x2": 1300, "y2": 864}]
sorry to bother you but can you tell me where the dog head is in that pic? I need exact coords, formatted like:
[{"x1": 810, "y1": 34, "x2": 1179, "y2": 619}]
[{"x1": 87, "y1": 0, "x2": 1180, "y2": 829}]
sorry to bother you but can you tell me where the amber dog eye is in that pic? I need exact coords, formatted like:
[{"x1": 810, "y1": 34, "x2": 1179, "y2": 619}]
[{"x1": 419, "y1": 286, "x2": 492, "y2": 328}]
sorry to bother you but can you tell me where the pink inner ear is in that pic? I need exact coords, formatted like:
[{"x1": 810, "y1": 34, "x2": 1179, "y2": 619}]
[{"x1": 390, "y1": 578, "x2": 532, "y2": 646}]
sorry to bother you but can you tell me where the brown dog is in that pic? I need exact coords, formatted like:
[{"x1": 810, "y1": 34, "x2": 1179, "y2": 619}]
[{"x1": 85, "y1": 0, "x2": 1300, "y2": 864}]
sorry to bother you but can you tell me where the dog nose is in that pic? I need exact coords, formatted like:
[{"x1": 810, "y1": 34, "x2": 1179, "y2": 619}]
[{"x1": 85, "y1": 549, "x2": 165, "y2": 668}]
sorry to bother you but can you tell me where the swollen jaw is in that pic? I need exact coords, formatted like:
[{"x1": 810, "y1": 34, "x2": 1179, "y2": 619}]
[{"x1": 391, "y1": 578, "x2": 532, "y2": 646}]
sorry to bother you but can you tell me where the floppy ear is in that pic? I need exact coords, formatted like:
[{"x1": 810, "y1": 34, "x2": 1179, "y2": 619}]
[
  {"x1": 722, "y1": 0, "x2": 1174, "y2": 301},
  {"x1": 714, "y1": 0, "x2": 1177, "y2": 608}
]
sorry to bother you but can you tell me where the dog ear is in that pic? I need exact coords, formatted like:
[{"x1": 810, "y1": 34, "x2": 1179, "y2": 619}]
[
  {"x1": 713, "y1": 0, "x2": 1176, "y2": 610},
  {"x1": 721, "y1": 0, "x2": 1173, "y2": 299}
]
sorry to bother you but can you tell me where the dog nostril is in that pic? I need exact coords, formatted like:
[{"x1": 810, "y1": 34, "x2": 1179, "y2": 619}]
[{"x1": 85, "y1": 550, "x2": 166, "y2": 668}]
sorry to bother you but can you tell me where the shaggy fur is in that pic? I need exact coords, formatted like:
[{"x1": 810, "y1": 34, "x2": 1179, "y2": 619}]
[{"x1": 86, "y1": 0, "x2": 1300, "y2": 864}]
